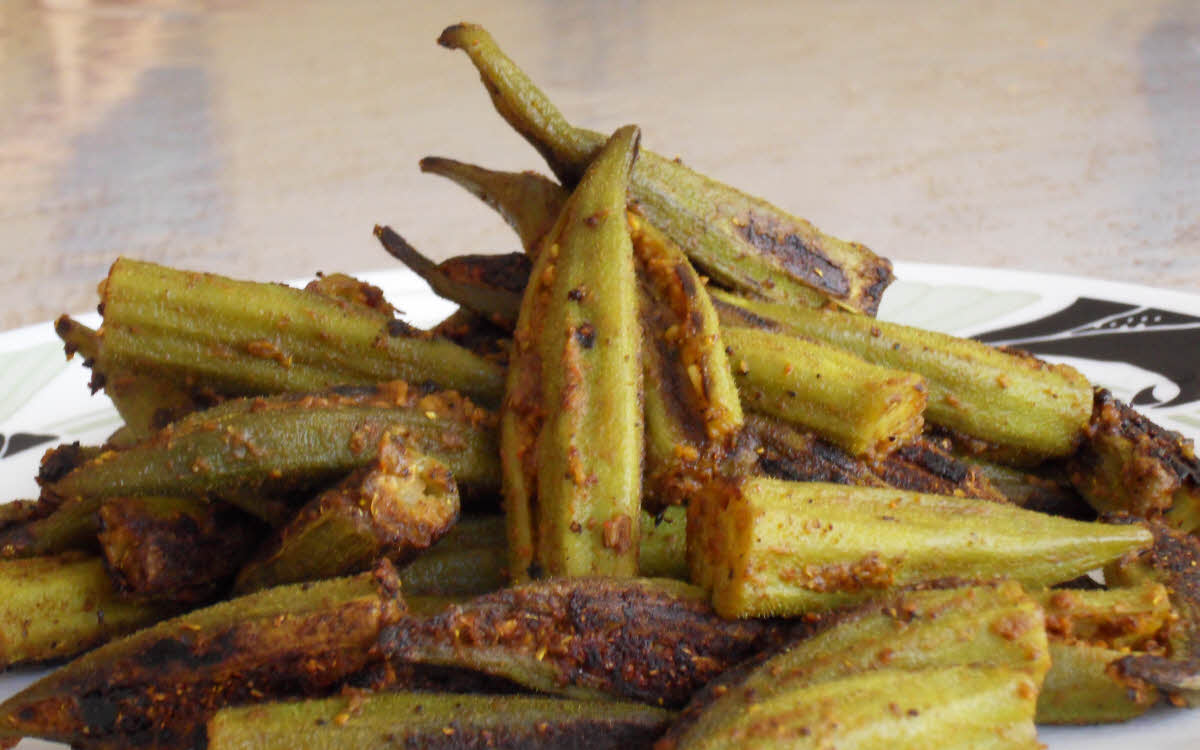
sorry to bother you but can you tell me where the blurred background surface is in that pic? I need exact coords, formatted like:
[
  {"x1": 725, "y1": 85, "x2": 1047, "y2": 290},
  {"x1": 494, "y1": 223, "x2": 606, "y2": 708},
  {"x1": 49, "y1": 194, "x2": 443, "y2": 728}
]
[{"x1": 1, "y1": 0, "x2": 1197, "y2": 329}]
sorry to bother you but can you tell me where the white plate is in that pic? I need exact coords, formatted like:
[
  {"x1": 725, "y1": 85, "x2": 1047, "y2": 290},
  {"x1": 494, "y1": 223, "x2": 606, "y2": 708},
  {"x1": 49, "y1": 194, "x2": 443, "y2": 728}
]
[{"x1": 1, "y1": 263, "x2": 1198, "y2": 749}]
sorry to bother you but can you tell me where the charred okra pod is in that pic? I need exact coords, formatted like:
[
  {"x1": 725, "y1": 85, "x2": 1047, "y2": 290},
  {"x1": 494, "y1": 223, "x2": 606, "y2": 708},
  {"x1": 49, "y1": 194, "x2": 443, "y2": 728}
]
[
  {"x1": 713, "y1": 289, "x2": 1093, "y2": 459},
  {"x1": 99, "y1": 495, "x2": 264, "y2": 604},
  {"x1": 723, "y1": 327, "x2": 925, "y2": 457},
  {"x1": 660, "y1": 582, "x2": 1048, "y2": 748},
  {"x1": 382, "y1": 577, "x2": 776, "y2": 708},
  {"x1": 687, "y1": 477, "x2": 1152, "y2": 617},
  {"x1": 501, "y1": 125, "x2": 644, "y2": 580},
  {"x1": 1106, "y1": 520, "x2": 1200, "y2": 706},
  {"x1": 0, "y1": 554, "x2": 171, "y2": 669},
  {"x1": 0, "y1": 564, "x2": 405, "y2": 749},
  {"x1": 1068, "y1": 388, "x2": 1200, "y2": 532},
  {"x1": 234, "y1": 438, "x2": 460, "y2": 593},
  {"x1": 375, "y1": 226, "x2": 528, "y2": 328},
  {"x1": 420, "y1": 156, "x2": 568, "y2": 255},
  {"x1": 437, "y1": 24, "x2": 893, "y2": 314},
  {"x1": 96, "y1": 257, "x2": 504, "y2": 405},
  {"x1": 208, "y1": 692, "x2": 673, "y2": 750}
]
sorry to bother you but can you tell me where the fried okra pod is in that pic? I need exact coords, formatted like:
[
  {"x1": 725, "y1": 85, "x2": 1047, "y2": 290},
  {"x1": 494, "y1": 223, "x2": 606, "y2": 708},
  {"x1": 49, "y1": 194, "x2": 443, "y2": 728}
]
[
  {"x1": 96, "y1": 257, "x2": 504, "y2": 405},
  {"x1": 208, "y1": 692, "x2": 673, "y2": 750},
  {"x1": 98, "y1": 495, "x2": 264, "y2": 604},
  {"x1": 687, "y1": 477, "x2": 1152, "y2": 617},
  {"x1": 0, "y1": 564, "x2": 405, "y2": 749},
  {"x1": 1068, "y1": 388, "x2": 1200, "y2": 532},
  {"x1": 1106, "y1": 521, "x2": 1200, "y2": 706},
  {"x1": 437, "y1": 23, "x2": 893, "y2": 315},
  {"x1": 375, "y1": 226, "x2": 527, "y2": 328},
  {"x1": 713, "y1": 289, "x2": 1093, "y2": 459},
  {"x1": 420, "y1": 156, "x2": 568, "y2": 255},
  {"x1": 659, "y1": 583, "x2": 1048, "y2": 750},
  {"x1": 501, "y1": 125, "x2": 643, "y2": 580},
  {"x1": 381, "y1": 577, "x2": 777, "y2": 708},
  {"x1": 0, "y1": 554, "x2": 171, "y2": 669},
  {"x1": 0, "y1": 382, "x2": 498, "y2": 558},
  {"x1": 724, "y1": 327, "x2": 925, "y2": 457},
  {"x1": 234, "y1": 439, "x2": 460, "y2": 593}
]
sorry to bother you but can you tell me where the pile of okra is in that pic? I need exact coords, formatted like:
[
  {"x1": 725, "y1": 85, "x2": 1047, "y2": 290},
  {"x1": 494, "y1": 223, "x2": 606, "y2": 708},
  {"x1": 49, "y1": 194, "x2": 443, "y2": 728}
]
[{"x1": 0, "y1": 22, "x2": 1197, "y2": 750}]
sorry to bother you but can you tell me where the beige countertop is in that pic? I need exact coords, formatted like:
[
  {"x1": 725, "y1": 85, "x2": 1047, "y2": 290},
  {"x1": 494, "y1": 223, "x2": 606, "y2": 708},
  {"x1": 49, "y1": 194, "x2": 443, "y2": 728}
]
[{"x1": 2, "y1": 0, "x2": 1197, "y2": 330}]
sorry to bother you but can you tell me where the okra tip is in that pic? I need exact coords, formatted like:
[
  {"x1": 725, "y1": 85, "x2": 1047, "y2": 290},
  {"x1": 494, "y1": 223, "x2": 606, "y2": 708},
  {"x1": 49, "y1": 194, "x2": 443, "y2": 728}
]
[{"x1": 437, "y1": 22, "x2": 485, "y2": 50}]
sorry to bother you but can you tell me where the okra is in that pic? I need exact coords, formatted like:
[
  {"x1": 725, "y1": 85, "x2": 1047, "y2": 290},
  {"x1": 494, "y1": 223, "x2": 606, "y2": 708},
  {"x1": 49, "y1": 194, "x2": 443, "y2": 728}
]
[
  {"x1": 714, "y1": 289, "x2": 1094, "y2": 459},
  {"x1": 956, "y1": 451, "x2": 1095, "y2": 519},
  {"x1": 724, "y1": 327, "x2": 925, "y2": 457},
  {"x1": 396, "y1": 515, "x2": 510, "y2": 596},
  {"x1": 420, "y1": 156, "x2": 569, "y2": 255},
  {"x1": 0, "y1": 554, "x2": 170, "y2": 669},
  {"x1": 438, "y1": 24, "x2": 893, "y2": 314},
  {"x1": 2, "y1": 383, "x2": 498, "y2": 558},
  {"x1": 1068, "y1": 388, "x2": 1200, "y2": 532},
  {"x1": 96, "y1": 257, "x2": 504, "y2": 405},
  {"x1": 661, "y1": 582, "x2": 1048, "y2": 746},
  {"x1": 234, "y1": 438, "x2": 460, "y2": 593},
  {"x1": 57, "y1": 315, "x2": 205, "y2": 440},
  {"x1": 501, "y1": 125, "x2": 643, "y2": 580},
  {"x1": 430, "y1": 307, "x2": 513, "y2": 363},
  {"x1": 633, "y1": 213, "x2": 743, "y2": 509},
  {"x1": 381, "y1": 577, "x2": 776, "y2": 708},
  {"x1": 1038, "y1": 642, "x2": 1159, "y2": 724},
  {"x1": 1036, "y1": 582, "x2": 1172, "y2": 652},
  {"x1": 0, "y1": 563, "x2": 405, "y2": 748},
  {"x1": 745, "y1": 415, "x2": 1006, "y2": 501},
  {"x1": 99, "y1": 495, "x2": 264, "y2": 603},
  {"x1": 208, "y1": 692, "x2": 673, "y2": 750},
  {"x1": 375, "y1": 225, "x2": 528, "y2": 327},
  {"x1": 662, "y1": 666, "x2": 1040, "y2": 750},
  {"x1": 396, "y1": 506, "x2": 688, "y2": 597},
  {"x1": 687, "y1": 477, "x2": 1152, "y2": 617},
  {"x1": 1106, "y1": 520, "x2": 1200, "y2": 706}
]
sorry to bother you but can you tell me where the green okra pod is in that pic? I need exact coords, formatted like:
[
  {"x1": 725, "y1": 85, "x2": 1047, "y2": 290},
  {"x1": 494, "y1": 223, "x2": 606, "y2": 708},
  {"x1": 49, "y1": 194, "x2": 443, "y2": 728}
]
[
  {"x1": 96, "y1": 257, "x2": 504, "y2": 405},
  {"x1": 713, "y1": 289, "x2": 1093, "y2": 459},
  {"x1": 420, "y1": 156, "x2": 568, "y2": 255},
  {"x1": 437, "y1": 24, "x2": 893, "y2": 315},
  {"x1": 1, "y1": 383, "x2": 498, "y2": 558},
  {"x1": 659, "y1": 665, "x2": 1040, "y2": 750},
  {"x1": 1038, "y1": 641, "x2": 1159, "y2": 724},
  {"x1": 687, "y1": 477, "x2": 1152, "y2": 617},
  {"x1": 724, "y1": 326, "x2": 925, "y2": 457},
  {"x1": 0, "y1": 554, "x2": 171, "y2": 669},
  {"x1": 660, "y1": 582, "x2": 1048, "y2": 747},
  {"x1": 0, "y1": 563, "x2": 405, "y2": 749},
  {"x1": 303, "y1": 271, "x2": 399, "y2": 316},
  {"x1": 208, "y1": 692, "x2": 673, "y2": 750},
  {"x1": 98, "y1": 495, "x2": 264, "y2": 604},
  {"x1": 234, "y1": 438, "x2": 460, "y2": 593},
  {"x1": 375, "y1": 225, "x2": 528, "y2": 328},
  {"x1": 56, "y1": 315, "x2": 205, "y2": 440},
  {"x1": 381, "y1": 577, "x2": 777, "y2": 708},
  {"x1": 501, "y1": 125, "x2": 643, "y2": 580}
]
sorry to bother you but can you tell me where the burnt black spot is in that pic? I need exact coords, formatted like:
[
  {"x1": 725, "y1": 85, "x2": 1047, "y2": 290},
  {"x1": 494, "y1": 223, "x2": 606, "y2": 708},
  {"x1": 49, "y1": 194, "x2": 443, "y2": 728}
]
[
  {"x1": 574, "y1": 323, "x2": 596, "y2": 349},
  {"x1": 736, "y1": 218, "x2": 850, "y2": 297},
  {"x1": 526, "y1": 561, "x2": 545, "y2": 580},
  {"x1": 79, "y1": 694, "x2": 121, "y2": 733},
  {"x1": 38, "y1": 441, "x2": 87, "y2": 484},
  {"x1": 567, "y1": 287, "x2": 585, "y2": 302}
]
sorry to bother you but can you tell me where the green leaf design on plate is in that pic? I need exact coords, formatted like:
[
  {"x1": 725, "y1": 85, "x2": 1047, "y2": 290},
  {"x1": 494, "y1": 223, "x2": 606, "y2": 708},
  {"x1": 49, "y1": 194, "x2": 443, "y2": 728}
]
[
  {"x1": 0, "y1": 342, "x2": 69, "y2": 426},
  {"x1": 879, "y1": 281, "x2": 1040, "y2": 334}
]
